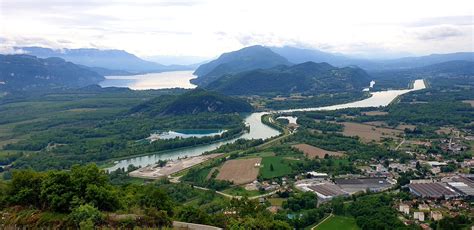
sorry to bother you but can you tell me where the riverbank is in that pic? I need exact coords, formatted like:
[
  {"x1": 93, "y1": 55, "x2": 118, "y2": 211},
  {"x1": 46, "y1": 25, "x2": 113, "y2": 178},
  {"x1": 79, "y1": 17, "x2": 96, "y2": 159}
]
[{"x1": 108, "y1": 79, "x2": 426, "y2": 171}]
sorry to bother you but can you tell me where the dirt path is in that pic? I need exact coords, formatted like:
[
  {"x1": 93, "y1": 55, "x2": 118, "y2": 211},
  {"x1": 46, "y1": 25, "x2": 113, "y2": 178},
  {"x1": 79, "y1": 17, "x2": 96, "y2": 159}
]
[
  {"x1": 395, "y1": 138, "x2": 405, "y2": 150},
  {"x1": 311, "y1": 213, "x2": 333, "y2": 230}
]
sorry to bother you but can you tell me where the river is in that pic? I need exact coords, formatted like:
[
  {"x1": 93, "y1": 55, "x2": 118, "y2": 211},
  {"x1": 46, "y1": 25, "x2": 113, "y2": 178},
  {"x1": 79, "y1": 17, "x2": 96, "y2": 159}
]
[{"x1": 106, "y1": 79, "x2": 426, "y2": 171}]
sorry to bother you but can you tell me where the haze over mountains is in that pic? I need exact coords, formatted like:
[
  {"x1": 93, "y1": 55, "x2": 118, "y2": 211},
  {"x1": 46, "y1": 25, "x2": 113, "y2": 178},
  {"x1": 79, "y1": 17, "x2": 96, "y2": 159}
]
[
  {"x1": 189, "y1": 45, "x2": 473, "y2": 94},
  {"x1": 0, "y1": 54, "x2": 104, "y2": 90},
  {"x1": 14, "y1": 47, "x2": 195, "y2": 74},
  {"x1": 1, "y1": 44, "x2": 473, "y2": 93},
  {"x1": 269, "y1": 46, "x2": 474, "y2": 70}
]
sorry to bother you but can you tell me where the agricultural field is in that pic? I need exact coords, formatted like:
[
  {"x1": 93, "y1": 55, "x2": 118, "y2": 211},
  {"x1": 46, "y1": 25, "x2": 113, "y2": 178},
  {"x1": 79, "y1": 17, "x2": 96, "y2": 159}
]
[
  {"x1": 260, "y1": 156, "x2": 297, "y2": 179},
  {"x1": 216, "y1": 158, "x2": 261, "y2": 184},
  {"x1": 341, "y1": 122, "x2": 403, "y2": 142},
  {"x1": 268, "y1": 198, "x2": 286, "y2": 206},
  {"x1": 292, "y1": 143, "x2": 345, "y2": 159},
  {"x1": 314, "y1": 215, "x2": 359, "y2": 230},
  {"x1": 361, "y1": 111, "x2": 388, "y2": 116},
  {"x1": 462, "y1": 100, "x2": 474, "y2": 107}
]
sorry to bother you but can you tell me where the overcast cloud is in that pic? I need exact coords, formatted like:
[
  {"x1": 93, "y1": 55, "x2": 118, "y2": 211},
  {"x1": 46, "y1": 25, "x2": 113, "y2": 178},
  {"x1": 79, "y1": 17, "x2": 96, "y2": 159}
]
[{"x1": 0, "y1": 0, "x2": 473, "y2": 58}]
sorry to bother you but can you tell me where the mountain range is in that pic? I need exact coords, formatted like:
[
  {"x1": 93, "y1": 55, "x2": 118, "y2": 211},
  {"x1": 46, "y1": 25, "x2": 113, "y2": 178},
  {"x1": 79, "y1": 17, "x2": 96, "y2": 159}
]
[
  {"x1": 269, "y1": 46, "x2": 474, "y2": 70},
  {"x1": 190, "y1": 45, "x2": 474, "y2": 90},
  {"x1": 14, "y1": 47, "x2": 194, "y2": 74},
  {"x1": 0, "y1": 54, "x2": 104, "y2": 90}
]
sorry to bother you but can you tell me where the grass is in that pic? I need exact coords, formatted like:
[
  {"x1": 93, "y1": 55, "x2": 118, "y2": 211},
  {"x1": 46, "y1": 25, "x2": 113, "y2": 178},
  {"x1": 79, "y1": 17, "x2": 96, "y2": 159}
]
[
  {"x1": 268, "y1": 198, "x2": 286, "y2": 206},
  {"x1": 260, "y1": 156, "x2": 296, "y2": 179},
  {"x1": 194, "y1": 167, "x2": 213, "y2": 181},
  {"x1": 243, "y1": 151, "x2": 276, "y2": 158},
  {"x1": 222, "y1": 186, "x2": 263, "y2": 197},
  {"x1": 314, "y1": 215, "x2": 359, "y2": 230}
]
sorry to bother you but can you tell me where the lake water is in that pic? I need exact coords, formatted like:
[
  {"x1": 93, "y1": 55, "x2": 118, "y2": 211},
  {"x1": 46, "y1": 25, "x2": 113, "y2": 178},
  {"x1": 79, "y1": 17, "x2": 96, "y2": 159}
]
[
  {"x1": 99, "y1": 70, "x2": 197, "y2": 90},
  {"x1": 108, "y1": 112, "x2": 280, "y2": 171},
  {"x1": 107, "y1": 79, "x2": 426, "y2": 171}
]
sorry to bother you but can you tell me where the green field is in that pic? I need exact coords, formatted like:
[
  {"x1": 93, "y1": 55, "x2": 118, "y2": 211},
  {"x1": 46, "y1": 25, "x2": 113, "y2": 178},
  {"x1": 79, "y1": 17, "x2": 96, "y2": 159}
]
[
  {"x1": 260, "y1": 156, "x2": 296, "y2": 179},
  {"x1": 268, "y1": 197, "x2": 286, "y2": 206},
  {"x1": 315, "y1": 215, "x2": 359, "y2": 230}
]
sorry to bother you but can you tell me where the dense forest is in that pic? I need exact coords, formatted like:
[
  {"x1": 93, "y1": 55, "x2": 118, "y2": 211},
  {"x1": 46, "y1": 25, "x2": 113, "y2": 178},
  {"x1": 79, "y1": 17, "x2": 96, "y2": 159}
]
[{"x1": 205, "y1": 62, "x2": 370, "y2": 96}]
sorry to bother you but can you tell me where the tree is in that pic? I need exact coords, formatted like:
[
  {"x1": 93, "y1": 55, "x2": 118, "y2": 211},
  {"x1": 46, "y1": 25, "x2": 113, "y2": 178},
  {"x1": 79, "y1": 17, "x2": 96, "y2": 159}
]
[
  {"x1": 176, "y1": 206, "x2": 211, "y2": 225},
  {"x1": 69, "y1": 204, "x2": 102, "y2": 229},
  {"x1": 70, "y1": 164, "x2": 108, "y2": 199},
  {"x1": 270, "y1": 164, "x2": 274, "y2": 171},
  {"x1": 7, "y1": 170, "x2": 44, "y2": 207},
  {"x1": 331, "y1": 198, "x2": 345, "y2": 215},
  {"x1": 40, "y1": 171, "x2": 74, "y2": 212},
  {"x1": 139, "y1": 185, "x2": 174, "y2": 215},
  {"x1": 85, "y1": 184, "x2": 120, "y2": 211},
  {"x1": 282, "y1": 192, "x2": 317, "y2": 211},
  {"x1": 143, "y1": 208, "x2": 172, "y2": 227}
]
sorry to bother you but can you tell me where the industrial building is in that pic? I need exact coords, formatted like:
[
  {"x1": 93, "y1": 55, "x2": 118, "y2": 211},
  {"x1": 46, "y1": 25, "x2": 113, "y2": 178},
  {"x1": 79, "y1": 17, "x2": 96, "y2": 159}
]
[{"x1": 334, "y1": 177, "x2": 394, "y2": 194}]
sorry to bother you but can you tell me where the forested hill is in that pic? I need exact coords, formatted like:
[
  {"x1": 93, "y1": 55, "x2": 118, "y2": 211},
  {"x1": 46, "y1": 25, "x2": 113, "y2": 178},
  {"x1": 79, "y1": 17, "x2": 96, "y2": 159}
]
[
  {"x1": 192, "y1": 45, "x2": 291, "y2": 86},
  {"x1": 131, "y1": 88, "x2": 253, "y2": 116},
  {"x1": 0, "y1": 54, "x2": 104, "y2": 90},
  {"x1": 205, "y1": 61, "x2": 371, "y2": 95}
]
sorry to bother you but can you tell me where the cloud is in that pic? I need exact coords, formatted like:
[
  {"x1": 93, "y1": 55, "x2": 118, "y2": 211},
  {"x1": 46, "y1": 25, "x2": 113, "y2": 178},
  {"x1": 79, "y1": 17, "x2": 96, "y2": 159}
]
[
  {"x1": 0, "y1": 46, "x2": 29, "y2": 55},
  {"x1": 416, "y1": 26, "x2": 464, "y2": 40},
  {"x1": 1, "y1": 0, "x2": 472, "y2": 57},
  {"x1": 57, "y1": 39, "x2": 72, "y2": 44},
  {"x1": 408, "y1": 15, "x2": 474, "y2": 27}
]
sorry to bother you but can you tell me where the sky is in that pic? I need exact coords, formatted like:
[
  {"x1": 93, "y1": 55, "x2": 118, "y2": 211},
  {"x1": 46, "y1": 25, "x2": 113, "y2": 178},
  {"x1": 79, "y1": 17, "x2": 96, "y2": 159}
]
[{"x1": 0, "y1": 0, "x2": 473, "y2": 59}]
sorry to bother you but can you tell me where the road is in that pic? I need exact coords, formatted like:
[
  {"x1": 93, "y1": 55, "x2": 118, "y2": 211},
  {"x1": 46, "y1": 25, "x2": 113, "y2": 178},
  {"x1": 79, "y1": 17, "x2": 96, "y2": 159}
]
[{"x1": 189, "y1": 185, "x2": 279, "y2": 200}]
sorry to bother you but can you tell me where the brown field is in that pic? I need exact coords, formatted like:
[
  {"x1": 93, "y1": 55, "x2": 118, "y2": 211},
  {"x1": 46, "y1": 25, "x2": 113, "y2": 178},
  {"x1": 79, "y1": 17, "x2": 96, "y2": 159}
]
[
  {"x1": 462, "y1": 100, "x2": 474, "y2": 107},
  {"x1": 362, "y1": 111, "x2": 388, "y2": 116},
  {"x1": 363, "y1": 121, "x2": 388, "y2": 127},
  {"x1": 436, "y1": 127, "x2": 454, "y2": 135},
  {"x1": 66, "y1": 108, "x2": 98, "y2": 113},
  {"x1": 292, "y1": 143, "x2": 344, "y2": 159},
  {"x1": 341, "y1": 122, "x2": 403, "y2": 142},
  {"x1": 396, "y1": 124, "x2": 416, "y2": 131},
  {"x1": 216, "y1": 158, "x2": 261, "y2": 185}
]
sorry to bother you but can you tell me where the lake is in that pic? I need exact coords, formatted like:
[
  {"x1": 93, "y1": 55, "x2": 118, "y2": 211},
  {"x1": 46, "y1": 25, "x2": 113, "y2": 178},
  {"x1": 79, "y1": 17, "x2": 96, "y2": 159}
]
[
  {"x1": 107, "y1": 79, "x2": 426, "y2": 171},
  {"x1": 107, "y1": 112, "x2": 280, "y2": 171},
  {"x1": 99, "y1": 70, "x2": 197, "y2": 90}
]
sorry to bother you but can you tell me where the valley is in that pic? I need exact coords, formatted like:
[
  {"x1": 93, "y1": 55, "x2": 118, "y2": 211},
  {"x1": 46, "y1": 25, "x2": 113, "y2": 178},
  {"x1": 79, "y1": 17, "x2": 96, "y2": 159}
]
[{"x1": 0, "y1": 43, "x2": 472, "y2": 230}]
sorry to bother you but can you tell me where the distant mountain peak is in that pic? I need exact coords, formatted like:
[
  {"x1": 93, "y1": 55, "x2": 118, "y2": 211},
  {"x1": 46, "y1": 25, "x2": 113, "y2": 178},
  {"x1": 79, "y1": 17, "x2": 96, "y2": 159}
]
[{"x1": 192, "y1": 45, "x2": 291, "y2": 86}]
